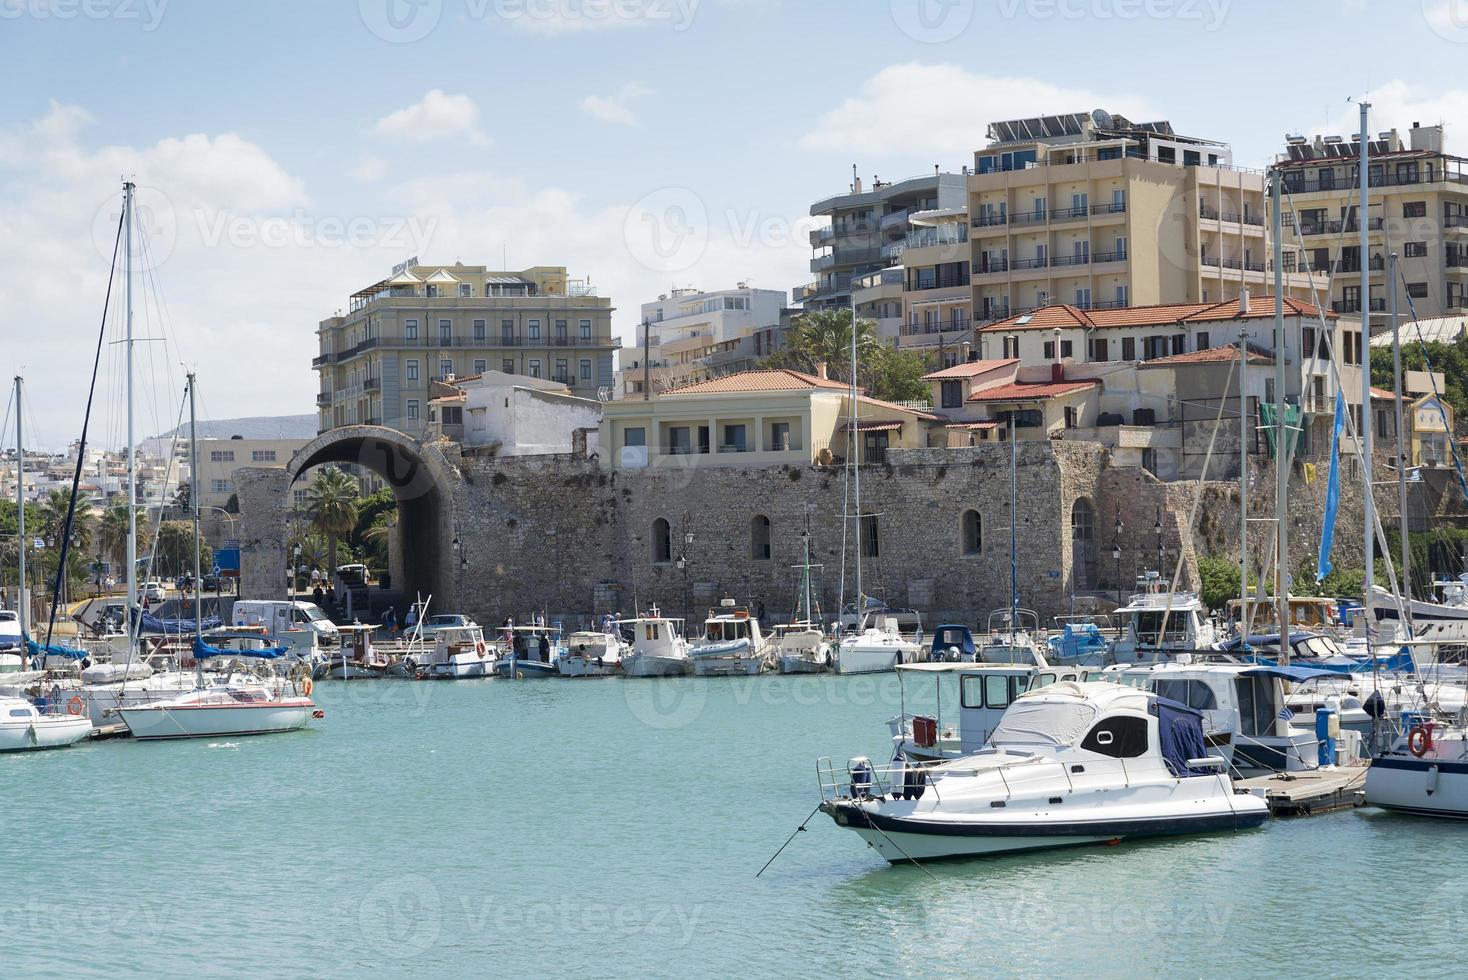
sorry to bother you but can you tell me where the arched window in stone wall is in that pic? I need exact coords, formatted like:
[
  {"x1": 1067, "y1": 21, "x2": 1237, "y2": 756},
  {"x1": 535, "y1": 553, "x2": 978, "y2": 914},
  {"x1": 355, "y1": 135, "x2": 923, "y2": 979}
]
[
  {"x1": 652, "y1": 518, "x2": 672, "y2": 563},
  {"x1": 1071, "y1": 498, "x2": 1096, "y2": 589},
  {"x1": 961, "y1": 510, "x2": 982, "y2": 556},
  {"x1": 751, "y1": 515, "x2": 771, "y2": 560}
]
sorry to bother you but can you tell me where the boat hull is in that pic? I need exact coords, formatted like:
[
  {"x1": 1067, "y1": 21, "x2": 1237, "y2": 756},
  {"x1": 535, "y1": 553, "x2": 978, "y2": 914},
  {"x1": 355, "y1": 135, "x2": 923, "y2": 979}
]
[
  {"x1": 558, "y1": 657, "x2": 620, "y2": 678},
  {"x1": 0, "y1": 716, "x2": 93, "y2": 751},
  {"x1": 117, "y1": 699, "x2": 314, "y2": 740},
  {"x1": 1364, "y1": 755, "x2": 1468, "y2": 818},
  {"x1": 779, "y1": 656, "x2": 829, "y2": 674},
  {"x1": 622, "y1": 656, "x2": 692, "y2": 678},
  {"x1": 424, "y1": 657, "x2": 495, "y2": 679},
  {"x1": 835, "y1": 648, "x2": 903, "y2": 674},
  {"x1": 692, "y1": 656, "x2": 766, "y2": 676},
  {"x1": 493, "y1": 659, "x2": 559, "y2": 679}
]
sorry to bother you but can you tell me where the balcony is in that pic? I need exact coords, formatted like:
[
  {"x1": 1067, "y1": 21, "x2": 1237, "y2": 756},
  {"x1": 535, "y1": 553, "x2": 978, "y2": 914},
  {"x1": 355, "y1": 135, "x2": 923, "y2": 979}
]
[
  {"x1": 1009, "y1": 209, "x2": 1048, "y2": 227},
  {"x1": 972, "y1": 258, "x2": 1009, "y2": 275},
  {"x1": 879, "y1": 208, "x2": 911, "y2": 231},
  {"x1": 1447, "y1": 253, "x2": 1468, "y2": 269},
  {"x1": 311, "y1": 353, "x2": 332, "y2": 368},
  {"x1": 1331, "y1": 298, "x2": 1387, "y2": 313},
  {"x1": 1446, "y1": 214, "x2": 1468, "y2": 230},
  {"x1": 972, "y1": 212, "x2": 1009, "y2": 228},
  {"x1": 907, "y1": 272, "x2": 971, "y2": 291},
  {"x1": 364, "y1": 377, "x2": 380, "y2": 391},
  {"x1": 1051, "y1": 253, "x2": 1091, "y2": 268},
  {"x1": 1011, "y1": 256, "x2": 1048, "y2": 270},
  {"x1": 810, "y1": 225, "x2": 837, "y2": 246},
  {"x1": 1092, "y1": 249, "x2": 1128, "y2": 264},
  {"x1": 1281, "y1": 170, "x2": 1468, "y2": 194},
  {"x1": 316, "y1": 391, "x2": 332, "y2": 407},
  {"x1": 1297, "y1": 217, "x2": 1384, "y2": 236},
  {"x1": 904, "y1": 226, "x2": 968, "y2": 249},
  {"x1": 1048, "y1": 205, "x2": 1090, "y2": 222},
  {"x1": 975, "y1": 306, "x2": 1011, "y2": 321},
  {"x1": 379, "y1": 333, "x2": 617, "y2": 350}
]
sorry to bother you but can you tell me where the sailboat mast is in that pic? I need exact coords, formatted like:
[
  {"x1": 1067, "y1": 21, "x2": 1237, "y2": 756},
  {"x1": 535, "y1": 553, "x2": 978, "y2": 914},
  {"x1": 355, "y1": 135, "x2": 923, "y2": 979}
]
[
  {"x1": 850, "y1": 292, "x2": 862, "y2": 611},
  {"x1": 124, "y1": 180, "x2": 138, "y2": 646},
  {"x1": 1358, "y1": 101, "x2": 1375, "y2": 644},
  {"x1": 14, "y1": 375, "x2": 25, "y2": 639},
  {"x1": 1009, "y1": 416, "x2": 1018, "y2": 642},
  {"x1": 1390, "y1": 251, "x2": 1411, "y2": 602},
  {"x1": 1271, "y1": 170, "x2": 1290, "y2": 659},
  {"x1": 189, "y1": 373, "x2": 204, "y2": 686},
  {"x1": 1238, "y1": 328, "x2": 1248, "y2": 628}
]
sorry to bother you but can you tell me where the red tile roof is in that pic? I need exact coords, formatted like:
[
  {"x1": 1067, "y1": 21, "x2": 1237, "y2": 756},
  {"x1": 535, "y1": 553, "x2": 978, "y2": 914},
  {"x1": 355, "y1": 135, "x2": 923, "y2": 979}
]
[
  {"x1": 945, "y1": 420, "x2": 1002, "y2": 429},
  {"x1": 1139, "y1": 342, "x2": 1275, "y2": 368},
  {"x1": 981, "y1": 297, "x2": 1332, "y2": 332},
  {"x1": 1370, "y1": 386, "x2": 1397, "y2": 400},
  {"x1": 922, "y1": 358, "x2": 1018, "y2": 380},
  {"x1": 841, "y1": 420, "x2": 906, "y2": 433},
  {"x1": 967, "y1": 379, "x2": 1101, "y2": 402},
  {"x1": 661, "y1": 368, "x2": 849, "y2": 395}
]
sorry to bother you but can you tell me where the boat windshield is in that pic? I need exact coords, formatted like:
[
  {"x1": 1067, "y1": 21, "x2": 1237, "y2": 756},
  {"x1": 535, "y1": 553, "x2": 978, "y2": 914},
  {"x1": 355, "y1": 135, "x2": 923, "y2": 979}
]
[{"x1": 988, "y1": 699, "x2": 1099, "y2": 748}]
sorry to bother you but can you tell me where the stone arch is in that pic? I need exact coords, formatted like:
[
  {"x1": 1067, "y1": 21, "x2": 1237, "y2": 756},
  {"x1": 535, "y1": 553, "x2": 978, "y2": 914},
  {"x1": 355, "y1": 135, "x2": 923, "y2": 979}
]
[
  {"x1": 960, "y1": 509, "x2": 982, "y2": 556},
  {"x1": 651, "y1": 517, "x2": 672, "y2": 563},
  {"x1": 751, "y1": 514, "x2": 771, "y2": 560},
  {"x1": 281, "y1": 425, "x2": 460, "y2": 610}
]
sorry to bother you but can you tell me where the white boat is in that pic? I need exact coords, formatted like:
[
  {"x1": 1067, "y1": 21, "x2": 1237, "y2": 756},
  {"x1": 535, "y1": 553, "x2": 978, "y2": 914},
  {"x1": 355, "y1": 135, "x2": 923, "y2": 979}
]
[
  {"x1": 326, "y1": 624, "x2": 395, "y2": 679},
  {"x1": 1364, "y1": 719, "x2": 1468, "y2": 818},
  {"x1": 620, "y1": 608, "x2": 693, "y2": 677},
  {"x1": 0, "y1": 610, "x2": 23, "y2": 672},
  {"x1": 0, "y1": 696, "x2": 93, "y2": 752},
  {"x1": 835, "y1": 614, "x2": 924, "y2": 675},
  {"x1": 1369, "y1": 582, "x2": 1468, "y2": 649},
  {"x1": 493, "y1": 624, "x2": 564, "y2": 679},
  {"x1": 976, "y1": 608, "x2": 1048, "y2": 665},
  {"x1": 558, "y1": 630, "x2": 627, "y2": 677},
  {"x1": 819, "y1": 681, "x2": 1267, "y2": 862},
  {"x1": 775, "y1": 625, "x2": 832, "y2": 674},
  {"x1": 1111, "y1": 572, "x2": 1219, "y2": 662},
  {"x1": 415, "y1": 624, "x2": 495, "y2": 679},
  {"x1": 116, "y1": 683, "x2": 317, "y2": 740},
  {"x1": 691, "y1": 600, "x2": 772, "y2": 676}
]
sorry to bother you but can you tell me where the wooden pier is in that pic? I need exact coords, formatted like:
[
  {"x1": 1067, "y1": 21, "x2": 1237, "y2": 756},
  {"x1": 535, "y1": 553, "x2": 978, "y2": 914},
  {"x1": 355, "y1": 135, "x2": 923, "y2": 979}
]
[
  {"x1": 89, "y1": 722, "x2": 132, "y2": 741},
  {"x1": 1234, "y1": 766, "x2": 1368, "y2": 816}
]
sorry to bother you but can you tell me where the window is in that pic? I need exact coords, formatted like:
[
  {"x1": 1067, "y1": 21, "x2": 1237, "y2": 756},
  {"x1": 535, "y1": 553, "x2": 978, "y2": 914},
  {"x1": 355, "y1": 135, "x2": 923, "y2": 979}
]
[
  {"x1": 555, "y1": 358, "x2": 568, "y2": 382},
  {"x1": 528, "y1": 359, "x2": 542, "y2": 378},
  {"x1": 940, "y1": 380, "x2": 963, "y2": 409},
  {"x1": 1060, "y1": 340, "x2": 1073, "y2": 358},
  {"x1": 961, "y1": 509, "x2": 981, "y2": 555},
  {"x1": 721, "y1": 424, "x2": 747, "y2": 452},
  {"x1": 1043, "y1": 340, "x2": 1055, "y2": 359},
  {"x1": 667, "y1": 426, "x2": 691, "y2": 454},
  {"x1": 405, "y1": 319, "x2": 418, "y2": 340},
  {"x1": 1193, "y1": 331, "x2": 1208, "y2": 352},
  {"x1": 210, "y1": 479, "x2": 231, "y2": 493},
  {"x1": 860, "y1": 514, "x2": 879, "y2": 558},
  {"x1": 439, "y1": 359, "x2": 453, "y2": 379},
  {"x1": 1404, "y1": 201, "x2": 1426, "y2": 218},
  {"x1": 1064, "y1": 406, "x2": 1077, "y2": 428},
  {"x1": 652, "y1": 518, "x2": 671, "y2": 563},
  {"x1": 623, "y1": 427, "x2": 646, "y2": 448},
  {"x1": 1408, "y1": 282, "x2": 1429, "y2": 299},
  {"x1": 770, "y1": 421, "x2": 792, "y2": 451},
  {"x1": 1122, "y1": 336, "x2": 1136, "y2": 361},
  {"x1": 1171, "y1": 334, "x2": 1185, "y2": 356},
  {"x1": 473, "y1": 359, "x2": 486, "y2": 375},
  {"x1": 426, "y1": 284, "x2": 438, "y2": 298},
  {"x1": 251, "y1": 450, "x2": 276, "y2": 462},
  {"x1": 528, "y1": 319, "x2": 541, "y2": 340},
  {"x1": 473, "y1": 319, "x2": 486, "y2": 341},
  {"x1": 458, "y1": 283, "x2": 471, "y2": 297},
  {"x1": 209, "y1": 450, "x2": 235, "y2": 463},
  {"x1": 439, "y1": 319, "x2": 452, "y2": 344},
  {"x1": 555, "y1": 319, "x2": 568, "y2": 343},
  {"x1": 502, "y1": 320, "x2": 515, "y2": 344},
  {"x1": 751, "y1": 515, "x2": 771, "y2": 560},
  {"x1": 406, "y1": 400, "x2": 420, "y2": 421},
  {"x1": 579, "y1": 319, "x2": 592, "y2": 340},
  {"x1": 580, "y1": 359, "x2": 592, "y2": 381},
  {"x1": 1404, "y1": 241, "x2": 1428, "y2": 258},
  {"x1": 1080, "y1": 716, "x2": 1148, "y2": 758},
  {"x1": 406, "y1": 360, "x2": 419, "y2": 382},
  {"x1": 1154, "y1": 679, "x2": 1218, "y2": 711},
  {"x1": 1090, "y1": 337, "x2": 1108, "y2": 361},
  {"x1": 503, "y1": 359, "x2": 514, "y2": 374}
]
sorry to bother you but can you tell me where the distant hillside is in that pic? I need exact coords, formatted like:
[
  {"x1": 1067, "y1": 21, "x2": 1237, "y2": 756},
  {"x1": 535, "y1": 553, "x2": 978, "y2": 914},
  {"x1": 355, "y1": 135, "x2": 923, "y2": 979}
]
[{"x1": 151, "y1": 414, "x2": 318, "y2": 443}]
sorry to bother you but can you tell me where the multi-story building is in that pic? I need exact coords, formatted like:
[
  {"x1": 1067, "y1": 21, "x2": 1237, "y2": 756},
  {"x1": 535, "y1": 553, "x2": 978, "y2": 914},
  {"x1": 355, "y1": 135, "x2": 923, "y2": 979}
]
[
  {"x1": 316, "y1": 263, "x2": 618, "y2": 437},
  {"x1": 1274, "y1": 122, "x2": 1468, "y2": 318},
  {"x1": 798, "y1": 169, "x2": 968, "y2": 326},
  {"x1": 616, "y1": 285, "x2": 792, "y2": 397},
  {"x1": 197, "y1": 437, "x2": 310, "y2": 512},
  {"x1": 967, "y1": 110, "x2": 1326, "y2": 326},
  {"x1": 896, "y1": 206, "x2": 974, "y2": 361}
]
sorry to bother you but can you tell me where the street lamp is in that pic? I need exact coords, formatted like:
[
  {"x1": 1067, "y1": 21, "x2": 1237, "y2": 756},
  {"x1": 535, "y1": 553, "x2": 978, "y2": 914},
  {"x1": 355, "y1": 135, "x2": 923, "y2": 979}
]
[
  {"x1": 1154, "y1": 508, "x2": 1164, "y2": 577},
  {"x1": 1112, "y1": 543, "x2": 1123, "y2": 606},
  {"x1": 680, "y1": 515, "x2": 694, "y2": 627}
]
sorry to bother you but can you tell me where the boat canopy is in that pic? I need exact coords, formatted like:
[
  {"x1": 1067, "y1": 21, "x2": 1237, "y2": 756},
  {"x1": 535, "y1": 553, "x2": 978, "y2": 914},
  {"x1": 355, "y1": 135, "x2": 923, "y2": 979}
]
[
  {"x1": 1149, "y1": 697, "x2": 1209, "y2": 777},
  {"x1": 23, "y1": 633, "x2": 87, "y2": 660},
  {"x1": 930, "y1": 625, "x2": 976, "y2": 659},
  {"x1": 193, "y1": 635, "x2": 287, "y2": 660},
  {"x1": 133, "y1": 608, "x2": 223, "y2": 635},
  {"x1": 988, "y1": 697, "x2": 1099, "y2": 747},
  {"x1": 1241, "y1": 663, "x2": 1370, "y2": 684}
]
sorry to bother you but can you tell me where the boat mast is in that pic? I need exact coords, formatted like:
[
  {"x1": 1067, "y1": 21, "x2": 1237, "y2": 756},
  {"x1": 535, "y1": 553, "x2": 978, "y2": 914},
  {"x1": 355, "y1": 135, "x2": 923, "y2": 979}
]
[
  {"x1": 1390, "y1": 251, "x2": 1411, "y2": 603},
  {"x1": 189, "y1": 372, "x2": 204, "y2": 688},
  {"x1": 124, "y1": 180, "x2": 138, "y2": 653},
  {"x1": 1271, "y1": 170, "x2": 1289, "y2": 661},
  {"x1": 801, "y1": 524, "x2": 813, "y2": 624},
  {"x1": 1358, "y1": 100, "x2": 1375, "y2": 655},
  {"x1": 1009, "y1": 415, "x2": 1018, "y2": 643},
  {"x1": 1238, "y1": 328, "x2": 1248, "y2": 635},
  {"x1": 14, "y1": 374, "x2": 24, "y2": 640},
  {"x1": 850, "y1": 290, "x2": 862, "y2": 618}
]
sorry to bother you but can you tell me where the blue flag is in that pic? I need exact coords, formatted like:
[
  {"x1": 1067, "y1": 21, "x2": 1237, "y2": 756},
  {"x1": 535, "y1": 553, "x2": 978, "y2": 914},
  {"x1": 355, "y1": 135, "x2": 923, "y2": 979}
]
[{"x1": 1316, "y1": 388, "x2": 1346, "y2": 583}]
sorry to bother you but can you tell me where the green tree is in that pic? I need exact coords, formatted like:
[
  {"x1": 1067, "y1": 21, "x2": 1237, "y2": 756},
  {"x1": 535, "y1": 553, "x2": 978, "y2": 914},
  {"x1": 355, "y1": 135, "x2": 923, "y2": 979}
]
[
  {"x1": 1370, "y1": 335, "x2": 1468, "y2": 421},
  {"x1": 306, "y1": 467, "x2": 361, "y2": 576},
  {"x1": 154, "y1": 520, "x2": 212, "y2": 580},
  {"x1": 762, "y1": 308, "x2": 883, "y2": 382},
  {"x1": 867, "y1": 347, "x2": 934, "y2": 405}
]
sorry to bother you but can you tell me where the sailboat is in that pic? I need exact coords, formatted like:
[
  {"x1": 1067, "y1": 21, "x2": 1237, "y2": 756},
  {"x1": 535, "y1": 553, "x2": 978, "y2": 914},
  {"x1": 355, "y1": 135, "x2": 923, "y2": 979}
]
[
  {"x1": 977, "y1": 417, "x2": 1048, "y2": 665},
  {"x1": 775, "y1": 524, "x2": 832, "y2": 674},
  {"x1": 116, "y1": 373, "x2": 318, "y2": 740}
]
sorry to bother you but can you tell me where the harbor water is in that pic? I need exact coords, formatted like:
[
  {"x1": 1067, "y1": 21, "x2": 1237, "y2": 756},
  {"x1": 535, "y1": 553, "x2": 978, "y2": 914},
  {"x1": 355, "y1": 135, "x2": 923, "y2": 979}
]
[{"x1": 10, "y1": 674, "x2": 1468, "y2": 978}]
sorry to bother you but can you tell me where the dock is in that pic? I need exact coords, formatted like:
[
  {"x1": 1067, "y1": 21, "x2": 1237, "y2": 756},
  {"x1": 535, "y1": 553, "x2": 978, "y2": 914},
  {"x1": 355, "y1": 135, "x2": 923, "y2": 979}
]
[
  {"x1": 89, "y1": 722, "x2": 132, "y2": 741},
  {"x1": 1234, "y1": 766, "x2": 1368, "y2": 816}
]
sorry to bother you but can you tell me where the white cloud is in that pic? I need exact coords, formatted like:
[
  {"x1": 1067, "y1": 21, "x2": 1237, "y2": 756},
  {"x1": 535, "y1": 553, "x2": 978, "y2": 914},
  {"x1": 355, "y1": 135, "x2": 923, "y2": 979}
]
[
  {"x1": 348, "y1": 154, "x2": 388, "y2": 183},
  {"x1": 799, "y1": 63, "x2": 1160, "y2": 158},
  {"x1": 498, "y1": 0, "x2": 703, "y2": 35},
  {"x1": 579, "y1": 82, "x2": 653, "y2": 125},
  {"x1": 372, "y1": 90, "x2": 488, "y2": 146},
  {"x1": 1364, "y1": 78, "x2": 1468, "y2": 138}
]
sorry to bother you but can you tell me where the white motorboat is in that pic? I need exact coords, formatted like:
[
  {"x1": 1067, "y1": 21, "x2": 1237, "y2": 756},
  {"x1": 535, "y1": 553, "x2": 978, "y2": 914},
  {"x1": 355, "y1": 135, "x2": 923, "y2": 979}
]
[
  {"x1": 1364, "y1": 718, "x2": 1468, "y2": 818},
  {"x1": 493, "y1": 624, "x2": 564, "y2": 679},
  {"x1": 775, "y1": 624, "x2": 832, "y2": 674},
  {"x1": 976, "y1": 608, "x2": 1048, "y2": 665},
  {"x1": 835, "y1": 613, "x2": 925, "y2": 675},
  {"x1": 0, "y1": 696, "x2": 92, "y2": 752},
  {"x1": 326, "y1": 624, "x2": 396, "y2": 679},
  {"x1": 820, "y1": 682, "x2": 1267, "y2": 862},
  {"x1": 559, "y1": 630, "x2": 627, "y2": 677},
  {"x1": 417, "y1": 624, "x2": 497, "y2": 679},
  {"x1": 1111, "y1": 572, "x2": 1219, "y2": 662},
  {"x1": 691, "y1": 600, "x2": 772, "y2": 676},
  {"x1": 116, "y1": 683, "x2": 317, "y2": 740},
  {"x1": 620, "y1": 608, "x2": 693, "y2": 678}
]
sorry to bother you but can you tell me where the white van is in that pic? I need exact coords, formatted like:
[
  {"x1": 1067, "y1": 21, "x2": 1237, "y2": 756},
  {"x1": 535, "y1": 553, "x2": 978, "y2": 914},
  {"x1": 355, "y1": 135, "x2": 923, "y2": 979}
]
[{"x1": 231, "y1": 600, "x2": 339, "y2": 653}]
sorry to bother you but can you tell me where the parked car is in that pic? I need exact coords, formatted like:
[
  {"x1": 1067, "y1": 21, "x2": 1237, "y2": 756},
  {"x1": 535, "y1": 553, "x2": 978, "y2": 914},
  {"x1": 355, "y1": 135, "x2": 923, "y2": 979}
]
[
  {"x1": 417, "y1": 613, "x2": 477, "y2": 639},
  {"x1": 142, "y1": 580, "x2": 165, "y2": 603},
  {"x1": 201, "y1": 574, "x2": 223, "y2": 593}
]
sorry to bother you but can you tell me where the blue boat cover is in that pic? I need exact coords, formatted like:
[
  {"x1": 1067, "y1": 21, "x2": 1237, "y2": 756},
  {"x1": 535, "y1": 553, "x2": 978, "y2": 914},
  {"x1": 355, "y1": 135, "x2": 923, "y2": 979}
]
[
  {"x1": 131, "y1": 608, "x2": 223, "y2": 635},
  {"x1": 22, "y1": 633, "x2": 87, "y2": 660},
  {"x1": 193, "y1": 635, "x2": 287, "y2": 660},
  {"x1": 930, "y1": 625, "x2": 975, "y2": 659},
  {"x1": 1243, "y1": 650, "x2": 1416, "y2": 676},
  {"x1": 1149, "y1": 696, "x2": 1209, "y2": 778},
  {"x1": 1217, "y1": 632, "x2": 1317, "y2": 651}
]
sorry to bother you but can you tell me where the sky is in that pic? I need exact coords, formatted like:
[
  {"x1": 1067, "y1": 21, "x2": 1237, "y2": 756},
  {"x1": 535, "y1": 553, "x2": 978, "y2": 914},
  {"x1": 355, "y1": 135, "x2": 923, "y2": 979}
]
[{"x1": 4, "y1": 0, "x2": 1468, "y2": 447}]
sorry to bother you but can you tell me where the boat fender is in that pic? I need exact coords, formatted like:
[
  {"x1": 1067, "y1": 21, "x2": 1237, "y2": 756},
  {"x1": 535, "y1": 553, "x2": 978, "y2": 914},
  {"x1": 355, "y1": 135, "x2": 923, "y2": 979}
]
[
  {"x1": 66, "y1": 696, "x2": 85, "y2": 716},
  {"x1": 1363, "y1": 690, "x2": 1387, "y2": 720},
  {"x1": 515, "y1": 670, "x2": 525, "y2": 680},
  {"x1": 905, "y1": 766, "x2": 927, "y2": 801},
  {"x1": 80, "y1": 657, "x2": 92, "y2": 670},
  {"x1": 1408, "y1": 724, "x2": 1433, "y2": 757},
  {"x1": 850, "y1": 758, "x2": 874, "y2": 799},
  {"x1": 302, "y1": 677, "x2": 314, "y2": 698}
]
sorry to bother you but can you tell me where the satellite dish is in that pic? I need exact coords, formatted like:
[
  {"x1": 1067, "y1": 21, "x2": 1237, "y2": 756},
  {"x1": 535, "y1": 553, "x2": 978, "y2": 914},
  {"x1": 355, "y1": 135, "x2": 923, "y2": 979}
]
[{"x1": 1091, "y1": 109, "x2": 1113, "y2": 130}]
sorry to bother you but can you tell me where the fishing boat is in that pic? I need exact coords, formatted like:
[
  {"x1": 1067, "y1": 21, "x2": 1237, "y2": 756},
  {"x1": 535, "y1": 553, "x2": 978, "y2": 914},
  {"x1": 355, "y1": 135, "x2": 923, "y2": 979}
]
[
  {"x1": 819, "y1": 682, "x2": 1267, "y2": 862},
  {"x1": 0, "y1": 696, "x2": 93, "y2": 752},
  {"x1": 777, "y1": 525, "x2": 832, "y2": 674},
  {"x1": 1364, "y1": 716, "x2": 1468, "y2": 818},
  {"x1": 558, "y1": 630, "x2": 627, "y2": 677},
  {"x1": 1110, "y1": 572, "x2": 1219, "y2": 662},
  {"x1": 691, "y1": 599, "x2": 772, "y2": 676},
  {"x1": 417, "y1": 623, "x2": 496, "y2": 679},
  {"x1": 326, "y1": 624, "x2": 395, "y2": 680},
  {"x1": 493, "y1": 623, "x2": 564, "y2": 678},
  {"x1": 620, "y1": 607, "x2": 693, "y2": 677}
]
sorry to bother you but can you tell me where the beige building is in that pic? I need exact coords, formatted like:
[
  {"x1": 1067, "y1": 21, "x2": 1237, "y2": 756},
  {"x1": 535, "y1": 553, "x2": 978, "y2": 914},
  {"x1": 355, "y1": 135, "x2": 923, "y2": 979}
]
[
  {"x1": 197, "y1": 437, "x2": 310, "y2": 511},
  {"x1": 598, "y1": 368, "x2": 938, "y2": 471},
  {"x1": 965, "y1": 111, "x2": 1326, "y2": 327},
  {"x1": 1274, "y1": 123, "x2": 1468, "y2": 318},
  {"x1": 316, "y1": 262, "x2": 618, "y2": 438}
]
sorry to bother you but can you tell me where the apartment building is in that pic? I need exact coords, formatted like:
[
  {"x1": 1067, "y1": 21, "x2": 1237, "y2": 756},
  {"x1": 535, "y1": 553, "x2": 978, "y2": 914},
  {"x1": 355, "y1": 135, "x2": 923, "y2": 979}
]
[
  {"x1": 197, "y1": 437, "x2": 310, "y2": 512},
  {"x1": 799, "y1": 169, "x2": 968, "y2": 326},
  {"x1": 616, "y1": 285, "x2": 790, "y2": 397},
  {"x1": 967, "y1": 110, "x2": 1326, "y2": 327},
  {"x1": 1274, "y1": 122, "x2": 1468, "y2": 318},
  {"x1": 896, "y1": 206, "x2": 974, "y2": 362},
  {"x1": 315, "y1": 262, "x2": 618, "y2": 437}
]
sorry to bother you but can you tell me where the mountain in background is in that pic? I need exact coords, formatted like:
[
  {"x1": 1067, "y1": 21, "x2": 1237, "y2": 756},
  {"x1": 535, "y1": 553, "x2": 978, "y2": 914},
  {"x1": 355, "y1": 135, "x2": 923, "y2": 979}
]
[{"x1": 149, "y1": 414, "x2": 318, "y2": 443}]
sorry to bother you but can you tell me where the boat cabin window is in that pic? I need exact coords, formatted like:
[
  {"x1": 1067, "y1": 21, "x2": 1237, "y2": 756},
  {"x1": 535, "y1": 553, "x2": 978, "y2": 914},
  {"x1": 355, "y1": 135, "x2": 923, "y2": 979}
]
[
  {"x1": 1153, "y1": 679, "x2": 1218, "y2": 711},
  {"x1": 1080, "y1": 716, "x2": 1148, "y2": 758},
  {"x1": 9, "y1": 707, "x2": 31, "y2": 718},
  {"x1": 644, "y1": 623, "x2": 660, "y2": 641},
  {"x1": 1234, "y1": 676, "x2": 1278, "y2": 737},
  {"x1": 960, "y1": 674, "x2": 1023, "y2": 709},
  {"x1": 1131, "y1": 611, "x2": 1185, "y2": 645}
]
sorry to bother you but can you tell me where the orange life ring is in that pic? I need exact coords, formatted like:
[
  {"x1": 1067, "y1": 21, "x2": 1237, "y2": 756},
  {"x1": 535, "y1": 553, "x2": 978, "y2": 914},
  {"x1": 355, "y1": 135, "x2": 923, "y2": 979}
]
[
  {"x1": 302, "y1": 677, "x2": 314, "y2": 698},
  {"x1": 1408, "y1": 725, "x2": 1433, "y2": 757},
  {"x1": 66, "y1": 696, "x2": 84, "y2": 717},
  {"x1": 477, "y1": 641, "x2": 487, "y2": 658}
]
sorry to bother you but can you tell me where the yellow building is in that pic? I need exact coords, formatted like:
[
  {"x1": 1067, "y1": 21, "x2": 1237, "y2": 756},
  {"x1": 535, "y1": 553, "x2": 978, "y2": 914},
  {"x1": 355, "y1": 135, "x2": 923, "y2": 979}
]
[
  {"x1": 598, "y1": 368, "x2": 938, "y2": 471},
  {"x1": 1409, "y1": 392, "x2": 1455, "y2": 467}
]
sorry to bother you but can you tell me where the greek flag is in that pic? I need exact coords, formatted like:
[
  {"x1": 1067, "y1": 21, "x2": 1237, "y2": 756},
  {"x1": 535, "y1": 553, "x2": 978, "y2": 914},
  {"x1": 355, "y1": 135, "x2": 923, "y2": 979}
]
[{"x1": 1316, "y1": 388, "x2": 1346, "y2": 583}]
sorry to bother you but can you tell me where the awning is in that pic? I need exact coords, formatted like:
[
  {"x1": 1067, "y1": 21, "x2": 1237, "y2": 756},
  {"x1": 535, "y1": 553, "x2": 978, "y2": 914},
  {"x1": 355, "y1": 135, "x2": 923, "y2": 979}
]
[
  {"x1": 1240, "y1": 665, "x2": 1346, "y2": 683},
  {"x1": 946, "y1": 421, "x2": 1000, "y2": 430},
  {"x1": 841, "y1": 420, "x2": 904, "y2": 433}
]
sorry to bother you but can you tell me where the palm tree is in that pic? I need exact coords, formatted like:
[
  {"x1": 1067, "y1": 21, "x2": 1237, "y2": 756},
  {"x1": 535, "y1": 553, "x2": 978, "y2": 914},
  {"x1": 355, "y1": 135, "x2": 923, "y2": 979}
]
[
  {"x1": 98, "y1": 502, "x2": 151, "y2": 576},
  {"x1": 306, "y1": 467, "x2": 361, "y2": 578},
  {"x1": 362, "y1": 512, "x2": 398, "y2": 577},
  {"x1": 766, "y1": 308, "x2": 881, "y2": 383}
]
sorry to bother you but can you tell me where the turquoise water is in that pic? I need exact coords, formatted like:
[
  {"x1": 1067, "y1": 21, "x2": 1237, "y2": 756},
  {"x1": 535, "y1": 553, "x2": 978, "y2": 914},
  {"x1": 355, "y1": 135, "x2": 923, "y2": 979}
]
[{"x1": 9, "y1": 674, "x2": 1468, "y2": 978}]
